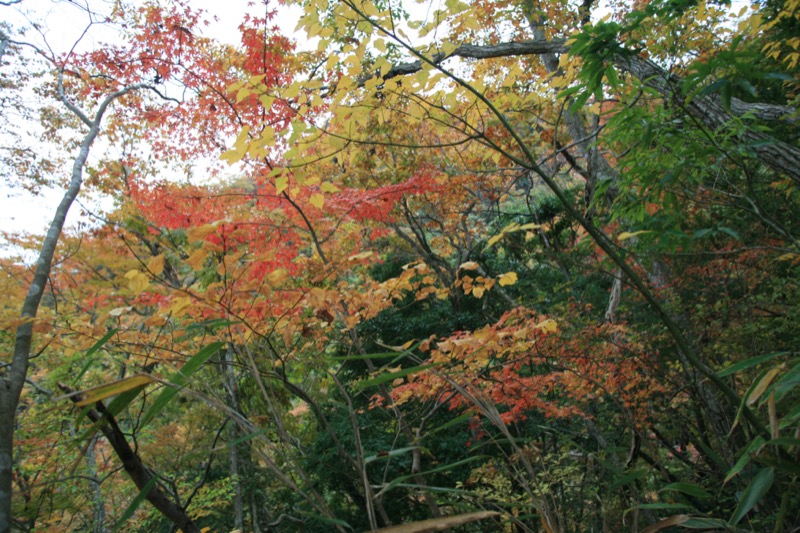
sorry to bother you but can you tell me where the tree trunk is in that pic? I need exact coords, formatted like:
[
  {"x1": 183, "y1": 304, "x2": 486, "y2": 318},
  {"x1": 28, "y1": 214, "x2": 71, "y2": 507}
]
[
  {"x1": 221, "y1": 348, "x2": 244, "y2": 532},
  {"x1": 59, "y1": 385, "x2": 200, "y2": 533},
  {"x1": 0, "y1": 77, "x2": 147, "y2": 533}
]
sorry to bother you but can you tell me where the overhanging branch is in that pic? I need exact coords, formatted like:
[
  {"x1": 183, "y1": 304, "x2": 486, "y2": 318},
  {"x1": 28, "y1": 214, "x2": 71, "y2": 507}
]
[{"x1": 376, "y1": 38, "x2": 800, "y2": 183}]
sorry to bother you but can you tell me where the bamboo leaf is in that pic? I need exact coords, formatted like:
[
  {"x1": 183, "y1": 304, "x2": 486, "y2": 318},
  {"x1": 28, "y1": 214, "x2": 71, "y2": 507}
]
[
  {"x1": 61, "y1": 374, "x2": 155, "y2": 407},
  {"x1": 371, "y1": 511, "x2": 500, "y2": 532},
  {"x1": 659, "y1": 482, "x2": 712, "y2": 499},
  {"x1": 717, "y1": 352, "x2": 790, "y2": 377},
  {"x1": 640, "y1": 514, "x2": 690, "y2": 533},
  {"x1": 729, "y1": 467, "x2": 774, "y2": 525},
  {"x1": 140, "y1": 342, "x2": 225, "y2": 428},
  {"x1": 111, "y1": 476, "x2": 157, "y2": 532},
  {"x1": 355, "y1": 363, "x2": 436, "y2": 391}
]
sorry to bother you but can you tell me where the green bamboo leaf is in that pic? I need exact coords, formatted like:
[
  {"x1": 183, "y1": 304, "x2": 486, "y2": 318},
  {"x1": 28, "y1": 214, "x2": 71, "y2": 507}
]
[
  {"x1": 85, "y1": 328, "x2": 119, "y2": 357},
  {"x1": 609, "y1": 469, "x2": 646, "y2": 490},
  {"x1": 659, "y1": 482, "x2": 712, "y2": 499},
  {"x1": 371, "y1": 511, "x2": 500, "y2": 532},
  {"x1": 425, "y1": 412, "x2": 473, "y2": 437},
  {"x1": 112, "y1": 476, "x2": 157, "y2": 532},
  {"x1": 375, "y1": 456, "x2": 487, "y2": 498},
  {"x1": 679, "y1": 517, "x2": 731, "y2": 529},
  {"x1": 725, "y1": 436, "x2": 765, "y2": 482},
  {"x1": 635, "y1": 503, "x2": 693, "y2": 511},
  {"x1": 140, "y1": 341, "x2": 225, "y2": 428},
  {"x1": 365, "y1": 446, "x2": 421, "y2": 464},
  {"x1": 75, "y1": 329, "x2": 118, "y2": 383},
  {"x1": 773, "y1": 362, "x2": 800, "y2": 401},
  {"x1": 355, "y1": 363, "x2": 436, "y2": 391},
  {"x1": 764, "y1": 437, "x2": 800, "y2": 448},
  {"x1": 752, "y1": 454, "x2": 800, "y2": 475},
  {"x1": 717, "y1": 352, "x2": 789, "y2": 377},
  {"x1": 730, "y1": 467, "x2": 774, "y2": 525},
  {"x1": 296, "y1": 510, "x2": 352, "y2": 529}
]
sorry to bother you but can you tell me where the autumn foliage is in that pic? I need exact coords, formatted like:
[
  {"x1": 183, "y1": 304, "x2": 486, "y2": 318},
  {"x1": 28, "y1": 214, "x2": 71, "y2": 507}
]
[{"x1": 2, "y1": 0, "x2": 800, "y2": 531}]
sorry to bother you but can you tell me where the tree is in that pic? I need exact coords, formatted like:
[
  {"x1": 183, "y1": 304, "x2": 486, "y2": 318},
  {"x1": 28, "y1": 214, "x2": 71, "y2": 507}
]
[
  {"x1": 0, "y1": 1, "x2": 294, "y2": 530},
  {"x1": 3, "y1": 0, "x2": 800, "y2": 530}
]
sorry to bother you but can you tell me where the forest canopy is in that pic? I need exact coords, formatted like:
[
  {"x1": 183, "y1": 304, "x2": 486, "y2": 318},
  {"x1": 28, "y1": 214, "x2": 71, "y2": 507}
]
[{"x1": 1, "y1": 0, "x2": 799, "y2": 531}]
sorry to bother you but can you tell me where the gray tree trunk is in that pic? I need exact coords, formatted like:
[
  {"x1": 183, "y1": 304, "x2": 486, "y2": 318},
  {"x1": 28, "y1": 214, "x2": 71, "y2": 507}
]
[{"x1": 0, "y1": 75, "x2": 146, "y2": 532}]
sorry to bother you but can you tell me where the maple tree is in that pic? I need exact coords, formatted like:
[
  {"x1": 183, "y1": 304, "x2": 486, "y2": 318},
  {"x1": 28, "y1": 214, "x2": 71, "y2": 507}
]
[{"x1": 2, "y1": 0, "x2": 800, "y2": 531}]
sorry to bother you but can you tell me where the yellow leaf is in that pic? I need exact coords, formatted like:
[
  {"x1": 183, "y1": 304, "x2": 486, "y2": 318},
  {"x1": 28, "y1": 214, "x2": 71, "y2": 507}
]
[
  {"x1": 275, "y1": 176, "x2": 289, "y2": 195},
  {"x1": 67, "y1": 375, "x2": 154, "y2": 407},
  {"x1": 498, "y1": 272, "x2": 518, "y2": 286},
  {"x1": 472, "y1": 286, "x2": 485, "y2": 298},
  {"x1": 309, "y1": 193, "x2": 325, "y2": 209},
  {"x1": 267, "y1": 268, "x2": 289, "y2": 285},
  {"x1": 321, "y1": 182, "x2": 340, "y2": 193},
  {"x1": 164, "y1": 296, "x2": 192, "y2": 316},
  {"x1": 147, "y1": 254, "x2": 165, "y2": 276},
  {"x1": 283, "y1": 83, "x2": 301, "y2": 99},
  {"x1": 348, "y1": 251, "x2": 373, "y2": 261},
  {"x1": 328, "y1": 134, "x2": 347, "y2": 150},
  {"x1": 124, "y1": 270, "x2": 150, "y2": 295},
  {"x1": 186, "y1": 249, "x2": 208, "y2": 271},
  {"x1": 220, "y1": 149, "x2": 240, "y2": 165},
  {"x1": 618, "y1": 230, "x2": 652, "y2": 241},
  {"x1": 186, "y1": 224, "x2": 218, "y2": 243},
  {"x1": 485, "y1": 233, "x2": 504, "y2": 249},
  {"x1": 518, "y1": 223, "x2": 542, "y2": 231},
  {"x1": 459, "y1": 261, "x2": 479, "y2": 270},
  {"x1": 259, "y1": 94, "x2": 275, "y2": 110},
  {"x1": 747, "y1": 366, "x2": 783, "y2": 406},
  {"x1": 536, "y1": 319, "x2": 558, "y2": 333}
]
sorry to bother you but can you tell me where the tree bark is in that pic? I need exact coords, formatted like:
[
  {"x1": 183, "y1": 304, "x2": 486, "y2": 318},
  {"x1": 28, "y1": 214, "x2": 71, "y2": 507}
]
[
  {"x1": 0, "y1": 77, "x2": 147, "y2": 533},
  {"x1": 58, "y1": 384, "x2": 200, "y2": 533},
  {"x1": 221, "y1": 348, "x2": 244, "y2": 532}
]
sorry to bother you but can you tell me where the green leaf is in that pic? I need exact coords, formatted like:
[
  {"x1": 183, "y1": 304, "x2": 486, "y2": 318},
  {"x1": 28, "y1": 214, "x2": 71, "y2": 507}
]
[
  {"x1": 557, "y1": 85, "x2": 584, "y2": 99},
  {"x1": 75, "y1": 329, "x2": 118, "y2": 383},
  {"x1": 296, "y1": 511, "x2": 352, "y2": 529},
  {"x1": 112, "y1": 475, "x2": 157, "y2": 532},
  {"x1": 425, "y1": 412, "x2": 473, "y2": 437},
  {"x1": 636, "y1": 503, "x2": 693, "y2": 510},
  {"x1": 605, "y1": 65, "x2": 620, "y2": 89},
  {"x1": 332, "y1": 351, "x2": 405, "y2": 361},
  {"x1": 773, "y1": 362, "x2": 800, "y2": 401},
  {"x1": 725, "y1": 436, "x2": 765, "y2": 482},
  {"x1": 365, "y1": 446, "x2": 421, "y2": 464},
  {"x1": 609, "y1": 469, "x2": 647, "y2": 491},
  {"x1": 729, "y1": 467, "x2": 774, "y2": 525},
  {"x1": 375, "y1": 456, "x2": 487, "y2": 498},
  {"x1": 355, "y1": 363, "x2": 436, "y2": 391},
  {"x1": 720, "y1": 81, "x2": 732, "y2": 112},
  {"x1": 679, "y1": 517, "x2": 731, "y2": 529},
  {"x1": 659, "y1": 482, "x2": 712, "y2": 499},
  {"x1": 367, "y1": 511, "x2": 500, "y2": 532},
  {"x1": 86, "y1": 328, "x2": 118, "y2": 357},
  {"x1": 753, "y1": 454, "x2": 800, "y2": 475},
  {"x1": 717, "y1": 352, "x2": 790, "y2": 377},
  {"x1": 140, "y1": 342, "x2": 225, "y2": 428},
  {"x1": 106, "y1": 387, "x2": 148, "y2": 419},
  {"x1": 764, "y1": 437, "x2": 800, "y2": 449}
]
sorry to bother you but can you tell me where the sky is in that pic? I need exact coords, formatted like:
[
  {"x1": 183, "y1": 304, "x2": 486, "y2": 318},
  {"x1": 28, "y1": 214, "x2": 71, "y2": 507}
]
[{"x1": 0, "y1": 0, "x2": 303, "y2": 243}]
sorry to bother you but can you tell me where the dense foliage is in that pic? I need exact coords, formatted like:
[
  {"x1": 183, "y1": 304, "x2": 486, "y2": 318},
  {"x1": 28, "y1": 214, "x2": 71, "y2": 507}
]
[{"x1": 1, "y1": 0, "x2": 799, "y2": 531}]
